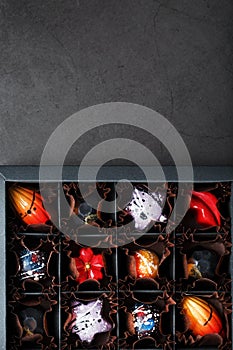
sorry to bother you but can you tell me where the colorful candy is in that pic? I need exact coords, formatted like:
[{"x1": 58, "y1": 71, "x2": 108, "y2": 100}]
[
  {"x1": 71, "y1": 247, "x2": 104, "y2": 284},
  {"x1": 78, "y1": 202, "x2": 97, "y2": 224},
  {"x1": 182, "y1": 296, "x2": 223, "y2": 337},
  {"x1": 20, "y1": 307, "x2": 43, "y2": 337},
  {"x1": 190, "y1": 191, "x2": 221, "y2": 229},
  {"x1": 126, "y1": 188, "x2": 167, "y2": 230},
  {"x1": 23, "y1": 316, "x2": 37, "y2": 336},
  {"x1": 70, "y1": 299, "x2": 112, "y2": 343},
  {"x1": 19, "y1": 249, "x2": 46, "y2": 281},
  {"x1": 187, "y1": 258, "x2": 202, "y2": 279},
  {"x1": 132, "y1": 303, "x2": 160, "y2": 338},
  {"x1": 8, "y1": 185, "x2": 50, "y2": 225},
  {"x1": 134, "y1": 249, "x2": 159, "y2": 279}
]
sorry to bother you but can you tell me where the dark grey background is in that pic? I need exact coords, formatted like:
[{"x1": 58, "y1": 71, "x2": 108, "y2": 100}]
[{"x1": 0, "y1": 0, "x2": 232, "y2": 166}]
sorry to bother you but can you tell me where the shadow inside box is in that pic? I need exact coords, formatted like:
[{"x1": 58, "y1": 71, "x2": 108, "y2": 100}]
[
  {"x1": 7, "y1": 294, "x2": 58, "y2": 349},
  {"x1": 60, "y1": 225, "x2": 117, "y2": 247},
  {"x1": 175, "y1": 233, "x2": 232, "y2": 291},
  {"x1": 60, "y1": 182, "x2": 116, "y2": 231}
]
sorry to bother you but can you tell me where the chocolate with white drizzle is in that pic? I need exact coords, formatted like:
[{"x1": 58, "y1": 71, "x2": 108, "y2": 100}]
[
  {"x1": 126, "y1": 188, "x2": 167, "y2": 231},
  {"x1": 70, "y1": 299, "x2": 112, "y2": 343}
]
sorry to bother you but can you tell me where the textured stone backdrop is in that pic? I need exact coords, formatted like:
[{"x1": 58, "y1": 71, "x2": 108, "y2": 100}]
[{"x1": 0, "y1": 0, "x2": 232, "y2": 165}]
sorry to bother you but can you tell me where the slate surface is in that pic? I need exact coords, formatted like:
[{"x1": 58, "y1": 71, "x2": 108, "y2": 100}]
[{"x1": 0, "y1": 0, "x2": 232, "y2": 165}]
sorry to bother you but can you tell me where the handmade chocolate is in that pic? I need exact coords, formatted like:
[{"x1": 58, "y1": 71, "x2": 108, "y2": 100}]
[
  {"x1": 5, "y1": 181, "x2": 232, "y2": 349},
  {"x1": 125, "y1": 188, "x2": 167, "y2": 230},
  {"x1": 70, "y1": 299, "x2": 112, "y2": 343},
  {"x1": 19, "y1": 248, "x2": 46, "y2": 281},
  {"x1": 8, "y1": 185, "x2": 50, "y2": 225},
  {"x1": 182, "y1": 296, "x2": 223, "y2": 337},
  {"x1": 187, "y1": 258, "x2": 202, "y2": 279},
  {"x1": 189, "y1": 250, "x2": 217, "y2": 278},
  {"x1": 132, "y1": 303, "x2": 160, "y2": 339},
  {"x1": 133, "y1": 249, "x2": 159, "y2": 279},
  {"x1": 190, "y1": 191, "x2": 221, "y2": 229},
  {"x1": 23, "y1": 316, "x2": 37, "y2": 336},
  {"x1": 20, "y1": 307, "x2": 44, "y2": 338},
  {"x1": 78, "y1": 202, "x2": 97, "y2": 224},
  {"x1": 70, "y1": 247, "x2": 104, "y2": 284}
]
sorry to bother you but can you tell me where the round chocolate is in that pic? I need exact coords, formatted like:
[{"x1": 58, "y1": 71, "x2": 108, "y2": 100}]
[
  {"x1": 192, "y1": 250, "x2": 216, "y2": 277},
  {"x1": 78, "y1": 202, "x2": 92, "y2": 217},
  {"x1": 187, "y1": 258, "x2": 202, "y2": 279},
  {"x1": 132, "y1": 303, "x2": 160, "y2": 339},
  {"x1": 23, "y1": 316, "x2": 37, "y2": 332},
  {"x1": 134, "y1": 249, "x2": 159, "y2": 279}
]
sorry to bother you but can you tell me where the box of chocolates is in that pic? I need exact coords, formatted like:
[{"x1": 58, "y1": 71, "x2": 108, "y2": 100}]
[{"x1": 0, "y1": 167, "x2": 232, "y2": 349}]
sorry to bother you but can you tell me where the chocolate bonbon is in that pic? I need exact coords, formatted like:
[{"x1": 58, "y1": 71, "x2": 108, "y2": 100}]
[
  {"x1": 70, "y1": 299, "x2": 113, "y2": 343},
  {"x1": 8, "y1": 185, "x2": 50, "y2": 225},
  {"x1": 70, "y1": 247, "x2": 104, "y2": 284},
  {"x1": 133, "y1": 249, "x2": 159, "y2": 279},
  {"x1": 132, "y1": 303, "x2": 160, "y2": 339},
  {"x1": 125, "y1": 187, "x2": 167, "y2": 231},
  {"x1": 182, "y1": 295, "x2": 223, "y2": 337}
]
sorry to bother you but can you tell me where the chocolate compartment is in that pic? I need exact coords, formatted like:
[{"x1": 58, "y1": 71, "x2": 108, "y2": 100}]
[
  {"x1": 7, "y1": 294, "x2": 58, "y2": 349},
  {"x1": 60, "y1": 182, "x2": 116, "y2": 235},
  {"x1": 116, "y1": 182, "x2": 177, "y2": 234},
  {"x1": 118, "y1": 291, "x2": 175, "y2": 349},
  {"x1": 7, "y1": 183, "x2": 59, "y2": 234},
  {"x1": 118, "y1": 234, "x2": 174, "y2": 291},
  {"x1": 176, "y1": 233, "x2": 232, "y2": 291},
  {"x1": 176, "y1": 183, "x2": 231, "y2": 233},
  {"x1": 175, "y1": 292, "x2": 232, "y2": 349},
  {"x1": 61, "y1": 237, "x2": 116, "y2": 292},
  {"x1": 4, "y1": 178, "x2": 232, "y2": 349},
  {"x1": 61, "y1": 292, "x2": 116, "y2": 349},
  {"x1": 7, "y1": 233, "x2": 59, "y2": 294}
]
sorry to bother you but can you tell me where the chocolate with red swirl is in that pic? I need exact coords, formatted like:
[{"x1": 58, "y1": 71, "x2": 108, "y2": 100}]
[
  {"x1": 61, "y1": 238, "x2": 114, "y2": 292},
  {"x1": 8, "y1": 234, "x2": 58, "y2": 293},
  {"x1": 118, "y1": 290, "x2": 175, "y2": 349}
]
